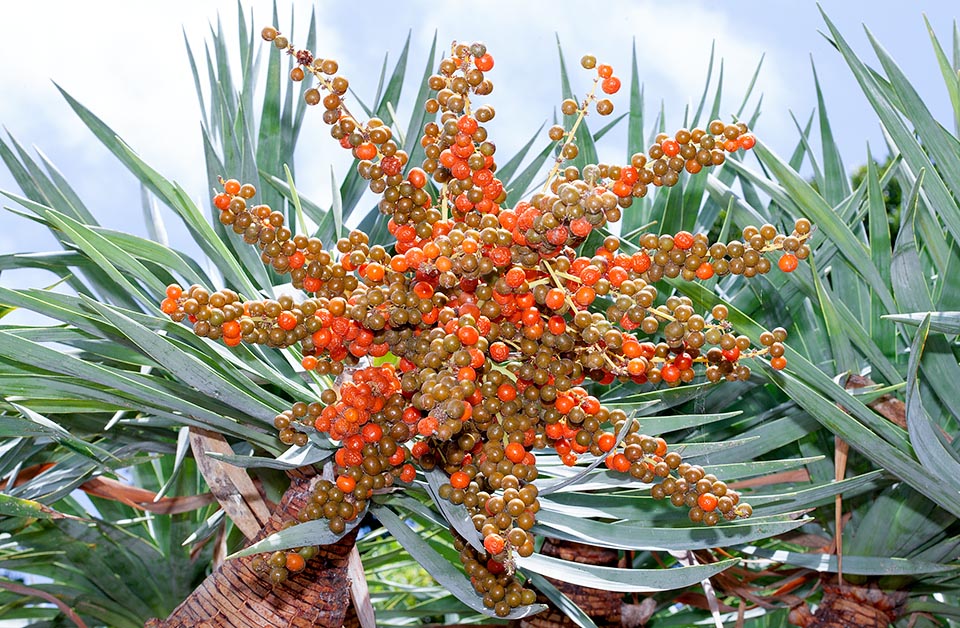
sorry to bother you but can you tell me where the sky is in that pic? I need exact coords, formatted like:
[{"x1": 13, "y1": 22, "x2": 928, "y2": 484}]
[{"x1": 0, "y1": 1, "x2": 957, "y2": 302}]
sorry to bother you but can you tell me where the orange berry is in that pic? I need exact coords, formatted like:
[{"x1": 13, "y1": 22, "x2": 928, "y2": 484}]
[
  {"x1": 497, "y1": 383, "x2": 517, "y2": 402},
  {"x1": 223, "y1": 179, "x2": 241, "y2": 195},
  {"x1": 505, "y1": 442, "x2": 525, "y2": 464},
  {"x1": 597, "y1": 64, "x2": 613, "y2": 79},
  {"x1": 661, "y1": 364, "x2": 680, "y2": 383},
  {"x1": 450, "y1": 471, "x2": 470, "y2": 490},
  {"x1": 417, "y1": 416, "x2": 438, "y2": 436},
  {"x1": 222, "y1": 320, "x2": 241, "y2": 338},
  {"x1": 612, "y1": 453, "x2": 630, "y2": 473},
  {"x1": 574, "y1": 286, "x2": 596, "y2": 306},
  {"x1": 695, "y1": 262, "x2": 715, "y2": 280},
  {"x1": 407, "y1": 167, "x2": 427, "y2": 189},
  {"x1": 661, "y1": 139, "x2": 680, "y2": 157},
  {"x1": 285, "y1": 552, "x2": 306, "y2": 572},
  {"x1": 580, "y1": 396, "x2": 600, "y2": 415},
  {"x1": 601, "y1": 76, "x2": 621, "y2": 94},
  {"x1": 483, "y1": 533, "x2": 505, "y2": 555},
  {"x1": 738, "y1": 133, "x2": 756, "y2": 150},
  {"x1": 654, "y1": 437, "x2": 668, "y2": 457},
  {"x1": 771, "y1": 356, "x2": 787, "y2": 370},
  {"x1": 489, "y1": 341, "x2": 510, "y2": 362},
  {"x1": 547, "y1": 315, "x2": 566, "y2": 335},
  {"x1": 597, "y1": 432, "x2": 616, "y2": 452},
  {"x1": 361, "y1": 423, "x2": 382, "y2": 443},
  {"x1": 545, "y1": 288, "x2": 566, "y2": 310},
  {"x1": 698, "y1": 493, "x2": 719, "y2": 512},
  {"x1": 673, "y1": 231, "x2": 694, "y2": 250},
  {"x1": 277, "y1": 311, "x2": 298, "y2": 331},
  {"x1": 165, "y1": 284, "x2": 183, "y2": 299},
  {"x1": 457, "y1": 326, "x2": 479, "y2": 345},
  {"x1": 555, "y1": 395, "x2": 574, "y2": 414},
  {"x1": 779, "y1": 253, "x2": 799, "y2": 272},
  {"x1": 622, "y1": 339, "x2": 641, "y2": 358},
  {"x1": 160, "y1": 298, "x2": 179, "y2": 314},
  {"x1": 474, "y1": 53, "x2": 494, "y2": 72},
  {"x1": 399, "y1": 463, "x2": 416, "y2": 483},
  {"x1": 356, "y1": 142, "x2": 377, "y2": 160},
  {"x1": 336, "y1": 475, "x2": 356, "y2": 493},
  {"x1": 301, "y1": 355, "x2": 318, "y2": 370}
]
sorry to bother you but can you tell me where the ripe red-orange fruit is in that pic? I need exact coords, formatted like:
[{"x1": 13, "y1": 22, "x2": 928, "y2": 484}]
[
  {"x1": 484, "y1": 533, "x2": 505, "y2": 555},
  {"x1": 505, "y1": 442, "x2": 525, "y2": 464},
  {"x1": 545, "y1": 288, "x2": 566, "y2": 310},
  {"x1": 450, "y1": 471, "x2": 470, "y2": 490},
  {"x1": 597, "y1": 432, "x2": 616, "y2": 452},
  {"x1": 336, "y1": 475, "x2": 356, "y2": 493},
  {"x1": 778, "y1": 253, "x2": 799, "y2": 272},
  {"x1": 698, "y1": 493, "x2": 719, "y2": 512},
  {"x1": 277, "y1": 311, "x2": 298, "y2": 331}
]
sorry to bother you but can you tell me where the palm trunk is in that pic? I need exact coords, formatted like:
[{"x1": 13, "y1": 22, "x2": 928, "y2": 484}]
[
  {"x1": 146, "y1": 474, "x2": 356, "y2": 627},
  {"x1": 790, "y1": 578, "x2": 907, "y2": 628},
  {"x1": 520, "y1": 538, "x2": 623, "y2": 628}
]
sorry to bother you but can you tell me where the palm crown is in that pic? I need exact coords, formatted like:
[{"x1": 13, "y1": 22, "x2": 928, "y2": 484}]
[{"x1": 1, "y1": 6, "x2": 959, "y2": 628}]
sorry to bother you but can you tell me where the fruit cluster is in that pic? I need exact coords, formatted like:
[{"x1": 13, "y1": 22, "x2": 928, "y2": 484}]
[{"x1": 159, "y1": 30, "x2": 813, "y2": 613}]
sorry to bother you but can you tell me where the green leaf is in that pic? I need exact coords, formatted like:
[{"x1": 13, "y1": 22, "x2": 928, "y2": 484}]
[
  {"x1": 81, "y1": 298, "x2": 278, "y2": 424},
  {"x1": 925, "y1": 15, "x2": 960, "y2": 136},
  {"x1": 518, "y1": 553, "x2": 737, "y2": 593},
  {"x1": 497, "y1": 122, "x2": 545, "y2": 189},
  {"x1": 504, "y1": 140, "x2": 554, "y2": 206},
  {"x1": 865, "y1": 151, "x2": 896, "y2": 359},
  {"x1": 766, "y1": 367, "x2": 960, "y2": 518},
  {"x1": 228, "y1": 512, "x2": 364, "y2": 559},
  {"x1": 8, "y1": 402, "x2": 114, "y2": 466},
  {"x1": 401, "y1": 32, "x2": 438, "y2": 165},
  {"x1": 810, "y1": 257, "x2": 856, "y2": 374},
  {"x1": 891, "y1": 173, "x2": 960, "y2": 419},
  {"x1": 423, "y1": 466, "x2": 483, "y2": 552},
  {"x1": 883, "y1": 311, "x2": 960, "y2": 334},
  {"x1": 736, "y1": 545, "x2": 958, "y2": 576},
  {"x1": 811, "y1": 60, "x2": 850, "y2": 205},
  {"x1": 534, "y1": 509, "x2": 808, "y2": 551},
  {"x1": 374, "y1": 31, "x2": 410, "y2": 122},
  {"x1": 819, "y1": 10, "x2": 960, "y2": 248},
  {"x1": 905, "y1": 314, "x2": 960, "y2": 487},
  {"x1": 373, "y1": 504, "x2": 547, "y2": 620},
  {"x1": 206, "y1": 443, "x2": 331, "y2": 470},
  {"x1": 331, "y1": 166, "x2": 343, "y2": 241},
  {"x1": 735, "y1": 143, "x2": 896, "y2": 312},
  {"x1": 0, "y1": 493, "x2": 74, "y2": 520}
]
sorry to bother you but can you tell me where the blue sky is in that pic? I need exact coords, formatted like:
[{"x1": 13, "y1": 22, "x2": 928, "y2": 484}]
[{"x1": 0, "y1": 1, "x2": 957, "y2": 301}]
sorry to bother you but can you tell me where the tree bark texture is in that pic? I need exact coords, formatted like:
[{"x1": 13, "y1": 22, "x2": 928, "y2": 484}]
[
  {"x1": 790, "y1": 578, "x2": 908, "y2": 628},
  {"x1": 146, "y1": 475, "x2": 356, "y2": 627},
  {"x1": 520, "y1": 538, "x2": 622, "y2": 628}
]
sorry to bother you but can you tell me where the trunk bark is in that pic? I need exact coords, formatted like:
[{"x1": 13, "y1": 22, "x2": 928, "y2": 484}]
[
  {"x1": 146, "y1": 474, "x2": 356, "y2": 627},
  {"x1": 520, "y1": 538, "x2": 622, "y2": 628},
  {"x1": 790, "y1": 578, "x2": 908, "y2": 628}
]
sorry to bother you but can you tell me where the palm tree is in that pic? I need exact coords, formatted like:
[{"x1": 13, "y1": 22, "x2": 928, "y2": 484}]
[{"x1": 1, "y1": 6, "x2": 958, "y2": 627}]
